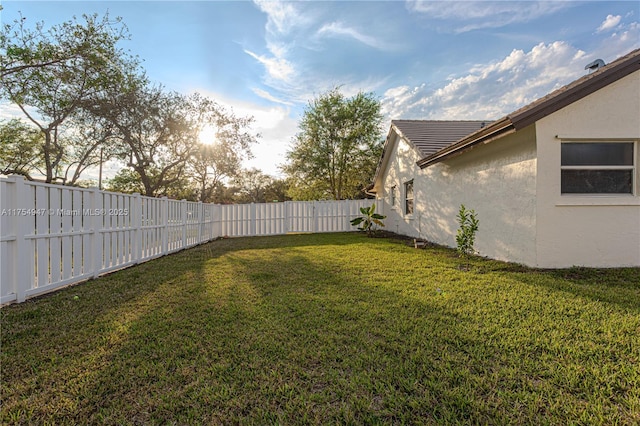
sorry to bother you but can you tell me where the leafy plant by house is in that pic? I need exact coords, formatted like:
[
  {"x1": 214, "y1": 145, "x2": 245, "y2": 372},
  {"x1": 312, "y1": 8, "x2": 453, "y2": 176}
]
[
  {"x1": 456, "y1": 204, "x2": 479, "y2": 260},
  {"x1": 350, "y1": 204, "x2": 386, "y2": 236}
]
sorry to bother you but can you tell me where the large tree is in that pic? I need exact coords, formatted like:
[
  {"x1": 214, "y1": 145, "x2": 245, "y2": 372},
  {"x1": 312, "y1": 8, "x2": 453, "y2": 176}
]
[
  {"x1": 231, "y1": 168, "x2": 273, "y2": 204},
  {"x1": 0, "y1": 13, "x2": 137, "y2": 183},
  {"x1": 0, "y1": 119, "x2": 43, "y2": 179},
  {"x1": 282, "y1": 88, "x2": 383, "y2": 200},
  {"x1": 88, "y1": 76, "x2": 257, "y2": 198},
  {"x1": 87, "y1": 80, "x2": 196, "y2": 197},
  {"x1": 57, "y1": 108, "x2": 120, "y2": 186},
  {"x1": 187, "y1": 98, "x2": 256, "y2": 203}
]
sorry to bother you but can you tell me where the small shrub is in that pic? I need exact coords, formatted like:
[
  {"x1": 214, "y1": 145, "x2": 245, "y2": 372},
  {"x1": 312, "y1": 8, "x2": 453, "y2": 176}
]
[{"x1": 456, "y1": 204, "x2": 479, "y2": 260}]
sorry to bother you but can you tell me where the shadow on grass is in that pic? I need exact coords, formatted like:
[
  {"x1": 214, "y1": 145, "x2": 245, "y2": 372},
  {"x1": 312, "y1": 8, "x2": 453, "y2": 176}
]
[
  {"x1": 471, "y1": 258, "x2": 640, "y2": 313},
  {"x1": 2, "y1": 232, "x2": 639, "y2": 424}
]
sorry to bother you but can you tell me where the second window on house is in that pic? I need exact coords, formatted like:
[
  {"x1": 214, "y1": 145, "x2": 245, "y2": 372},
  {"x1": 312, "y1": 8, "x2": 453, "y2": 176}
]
[
  {"x1": 404, "y1": 180, "x2": 414, "y2": 214},
  {"x1": 390, "y1": 185, "x2": 396, "y2": 207}
]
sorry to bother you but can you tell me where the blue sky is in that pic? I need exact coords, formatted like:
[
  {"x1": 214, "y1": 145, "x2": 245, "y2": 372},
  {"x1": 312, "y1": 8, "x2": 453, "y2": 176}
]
[{"x1": 1, "y1": 1, "x2": 639, "y2": 177}]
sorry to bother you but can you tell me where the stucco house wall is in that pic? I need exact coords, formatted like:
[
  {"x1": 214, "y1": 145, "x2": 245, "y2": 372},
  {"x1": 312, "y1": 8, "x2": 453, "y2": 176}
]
[
  {"x1": 420, "y1": 126, "x2": 537, "y2": 265},
  {"x1": 535, "y1": 71, "x2": 640, "y2": 268},
  {"x1": 379, "y1": 127, "x2": 538, "y2": 265},
  {"x1": 375, "y1": 50, "x2": 639, "y2": 268},
  {"x1": 380, "y1": 134, "x2": 422, "y2": 237}
]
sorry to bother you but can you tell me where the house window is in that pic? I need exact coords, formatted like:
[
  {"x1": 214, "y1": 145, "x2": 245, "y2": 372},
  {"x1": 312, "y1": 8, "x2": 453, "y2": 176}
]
[
  {"x1": 561, "y1": 142, "x2": 635, "y2": 194},
  {"x1": 390, "y1": 185, "x2": 396, "y2": 207},
  {"x1": 404, "y1": 180, "x2": 414, "y2": 214}
]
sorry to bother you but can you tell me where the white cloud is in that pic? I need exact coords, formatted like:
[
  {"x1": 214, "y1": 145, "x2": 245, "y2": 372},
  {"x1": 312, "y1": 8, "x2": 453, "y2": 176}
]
[
  {"x1": 382, "y1": 42, "x2": 592, "y2": 120},
  {"x1": 252, "y1": 0, "x2": 308, "y2": 36},
  {"x1": 251, "y1": 88, "x2": 293, "y2": 106},
  {"x1": 242, "y1": 106, "x2": 298, "y2": 177},
  {"x1": 406, "y1": 0, "x2": 570, "y2": 32},
  {"x1": 0, "y1": 102, "x2": 29, "y2": 121},
  {"x1": 593, "y1": 19, "x2": 640, "y2": 60},
  {"x1": 317, "y1": 21, "x2": 395, "y2": 50},
  {"x1": 597, "y1": 14, "x2": 622, "y2": 33},
  {"x1": 244, "y1": 49, "x2": 295, "y2": 83}
]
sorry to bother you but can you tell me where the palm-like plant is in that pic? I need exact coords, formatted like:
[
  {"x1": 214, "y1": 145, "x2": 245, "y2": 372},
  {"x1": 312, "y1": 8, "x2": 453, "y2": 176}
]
[{"x1": 350, "y1": 204, "x2": 386, "y2": 237}]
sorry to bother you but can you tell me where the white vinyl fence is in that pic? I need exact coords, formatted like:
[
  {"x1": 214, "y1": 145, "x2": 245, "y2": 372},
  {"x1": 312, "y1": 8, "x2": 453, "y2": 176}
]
[{"x1": 0, "y1": 175, "x2": 380, "y2": 304}]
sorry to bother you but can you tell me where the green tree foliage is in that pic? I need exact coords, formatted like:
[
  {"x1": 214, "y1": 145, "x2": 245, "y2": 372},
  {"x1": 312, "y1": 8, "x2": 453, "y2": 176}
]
[
  {"x1": 0, "y1": 13, "x2": 138, "y2": 183},
  {"x1": 0, "y1": 119, "x2": 43, "y2": 179},
  {"x1": 88, "y1": 82, "x2": 198, "y2": 197},
  {"x1": 189, "y1": 142, "x2": 241, "y2": 202},
  {"x1": 231, "y1": 168, "x2": 271, "y2": 204},
  {"x1": 282, "y1": 88, "x2": 383, "y2": 200},
  {"x1": 231, "y1": 168, "x2": 290, "y2": 204},
  {"x1": 187, "y1": 106, "x2": 256, "y2": 203},
  {"x1": 88, "y1": 80, "x2": 257, "y2": 198},
  {"x1": 264, "y1": 178, "x2": 290, "y2": 203},
  {"x1": 104, "y1": 169, "x2": 145, "y2": 194},
  {"x1": 58, "y1": 109, "x2": 120, "y2": 186},
  {"x1": 1, "y1": 12, "x2": 258, "y2": 201}
]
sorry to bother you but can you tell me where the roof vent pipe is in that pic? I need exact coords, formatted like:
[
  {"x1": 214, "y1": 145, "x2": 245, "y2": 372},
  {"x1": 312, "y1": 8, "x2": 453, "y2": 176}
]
[{"x1": 584, "y1": 59, "x2": 605, "y2": 73}]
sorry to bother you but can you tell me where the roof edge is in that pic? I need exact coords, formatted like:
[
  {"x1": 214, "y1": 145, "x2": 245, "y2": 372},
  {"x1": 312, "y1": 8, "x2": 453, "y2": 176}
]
[
  {"x1": 509, "y1": 49, "x2": 640, "y2": 130},
  {"x1": 417, "y1": 48, "x2": 640, "y2": 168},
  {"x1": 417, "y1": 118, "x2": 514, "y2": 168},
  {"x1": 369, "y1": 123, "x2": 400, "y2": 193}
]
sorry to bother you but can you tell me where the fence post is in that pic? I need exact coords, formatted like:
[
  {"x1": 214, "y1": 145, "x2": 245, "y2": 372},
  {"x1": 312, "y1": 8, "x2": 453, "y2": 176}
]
[
  {"x1": 211, "y1": 204, "x2": 218, "y2": 239},
  {"x1": 284, "y1": 201, "x2": 289, "y2": 234},
  {"x1": 250, "y1": 203, "x2": 256, "y2": 236},
  {"x1": 10, "y1": 176, "x2": 32, "y2": 303},
  {"x1": 91, "y1": 187, "x2": 103, "y2": 278},
  {"x1": 197, "y1": 201, "x2": 203, "y2": 243},
  {"x1": 132, "y1": 193, "x2": 141, "y2": 263},
  {"x1": 313, "y1": 201, "x2": 319, "y2": 233},
  {"x1": 161, "y1": 197, "x2": 168, "y2": 254},
  {"x1": 181, "y1": 199, "x2": 187, "y2": 249}
]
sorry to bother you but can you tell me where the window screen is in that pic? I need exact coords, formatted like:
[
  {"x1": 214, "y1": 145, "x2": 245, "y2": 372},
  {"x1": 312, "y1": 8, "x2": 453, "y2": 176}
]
[
  {"x1": 404, "y1": 180, "x2": 414, "y2": 214},
  {"x1": 561, "y1": 142, "x2": 635, "y2": 194}
]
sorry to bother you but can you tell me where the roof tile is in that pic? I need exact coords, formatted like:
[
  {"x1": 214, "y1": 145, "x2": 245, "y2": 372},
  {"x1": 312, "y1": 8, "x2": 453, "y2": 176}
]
[{"x1": 391, "y1": 120, "x2": 489, "y2": 157}]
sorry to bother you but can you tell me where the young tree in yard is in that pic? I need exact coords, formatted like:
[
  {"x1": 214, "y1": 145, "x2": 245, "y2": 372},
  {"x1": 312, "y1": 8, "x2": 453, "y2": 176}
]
[
  {"x1": 0, "y1": 13, "x2": 137, "y2": 183},
  {"x1": 282, "y1": 88, "x2": 383, "y2": 200}
]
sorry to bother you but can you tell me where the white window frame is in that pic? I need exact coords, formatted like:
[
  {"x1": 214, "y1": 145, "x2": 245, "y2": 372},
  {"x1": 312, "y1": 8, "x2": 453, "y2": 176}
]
[
  {"x1": 390, "y1": 185, "x2": 397, "y2": 208},
  {"x1": 404, "y1": 180, "x2": 414, "y2": 215},
  {"x1": 560, "y1": 140, "x2": 637, "y2": 196}
]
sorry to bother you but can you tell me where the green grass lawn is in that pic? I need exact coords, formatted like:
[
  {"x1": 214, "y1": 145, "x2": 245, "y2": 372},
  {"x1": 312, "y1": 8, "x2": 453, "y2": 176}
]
[{"x1": 2, "y1": 233, "x2": 639, "y2": 425}]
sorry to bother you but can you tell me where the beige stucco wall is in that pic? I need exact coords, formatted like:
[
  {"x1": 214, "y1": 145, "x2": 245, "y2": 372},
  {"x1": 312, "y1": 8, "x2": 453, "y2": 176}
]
[
  {"x1": 379, "y1": 128, "x2": 538, "y2": 265},
  {"x1": 379, "y1": 134, "x2": 423, "y2": 237},
  {"x1": 421, "y1": 128, "x2": 538, "y2": 265},
  {"x1": 378, "y1": 70, "x2": 639, "y2": 268},
  {"x1": 535, "y1": 71, "x2": 640, "y2": 268}
]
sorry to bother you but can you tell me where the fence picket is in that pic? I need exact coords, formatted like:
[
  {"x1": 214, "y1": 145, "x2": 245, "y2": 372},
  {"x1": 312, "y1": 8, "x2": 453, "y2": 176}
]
[
  {"x1": 49, "y1": 187, "x2": 62, "y2": 285},
  {"x1": 35, "y1": 185, "x2": 49, "y2": 289}
]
